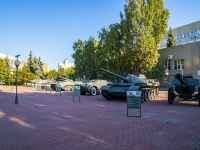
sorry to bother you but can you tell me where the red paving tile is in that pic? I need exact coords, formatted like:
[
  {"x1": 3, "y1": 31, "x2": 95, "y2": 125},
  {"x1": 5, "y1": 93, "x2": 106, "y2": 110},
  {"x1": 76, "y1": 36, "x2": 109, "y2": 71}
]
[{"x1": 0, "y1": 86, "x2": 200, "y2": 150}]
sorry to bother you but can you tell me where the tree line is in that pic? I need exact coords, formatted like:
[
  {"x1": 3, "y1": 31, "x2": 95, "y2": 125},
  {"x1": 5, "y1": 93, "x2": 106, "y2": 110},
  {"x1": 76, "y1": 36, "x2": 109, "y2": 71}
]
[
  {"x1": 72, "y1": 0, "x2": 171, "y2": 80},
  {"x1": 0, "y1": 51, "x2": 75, "y2": 85}
]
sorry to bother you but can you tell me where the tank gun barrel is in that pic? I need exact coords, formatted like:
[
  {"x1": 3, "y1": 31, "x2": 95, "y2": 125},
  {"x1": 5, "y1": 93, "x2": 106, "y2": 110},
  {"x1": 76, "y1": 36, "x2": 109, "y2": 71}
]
[
  {"x1": 174, "y1": 73, "x2": 187, "y2": 86},
  {"x1": 100, "y1": 67, "x2": 128, "y2": 82}
]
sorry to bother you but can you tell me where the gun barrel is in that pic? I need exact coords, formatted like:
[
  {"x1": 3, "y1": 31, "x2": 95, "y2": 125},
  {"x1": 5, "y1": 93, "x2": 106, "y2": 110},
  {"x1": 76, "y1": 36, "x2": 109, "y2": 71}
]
[
  {"x1": 174, "y1": 73, "x2": 187, "y2": 86},
  {"x1": 100, "y1": 67, "x2": 128, "y2": 81}
]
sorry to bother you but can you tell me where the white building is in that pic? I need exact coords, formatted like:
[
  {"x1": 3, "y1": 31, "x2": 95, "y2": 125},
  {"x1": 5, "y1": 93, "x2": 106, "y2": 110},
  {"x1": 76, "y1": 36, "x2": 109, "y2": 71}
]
[
  {"x1": 0, "y1": 53, "x2": 24, "y2": 69},
  {"x1": 160, "y1": 20, "x2": 200, "y2": 49},
  {"x1": 58, "y1": 59, "x2": 74, "y2": 70}
]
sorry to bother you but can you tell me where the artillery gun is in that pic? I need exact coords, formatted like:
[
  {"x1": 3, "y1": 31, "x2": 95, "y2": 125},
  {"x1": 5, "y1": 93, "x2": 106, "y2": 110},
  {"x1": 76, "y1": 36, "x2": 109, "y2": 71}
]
[
  {"x1": 99, "y1": 67, "x2": 160, "y2": 101},
  {"x1": 168, "y1": 73, "x2": 200, "y2": 106}
]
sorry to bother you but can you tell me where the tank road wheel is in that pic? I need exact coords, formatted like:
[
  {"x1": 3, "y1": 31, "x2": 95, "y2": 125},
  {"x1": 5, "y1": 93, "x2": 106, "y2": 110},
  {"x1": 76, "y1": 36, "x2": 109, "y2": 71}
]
[
  {"x1": 144, "y1": 91, "x2": 149, "y2": 101},
  {"x1": 168, "y1": 87, "x2": 174, "y2": 105},
  {"x1": 198, "y1": 87, "x2": 200, "y2": 107},
  {"x1": 152, "y1": 89, "x2": 156, "y2": 99},
  {"x1": 148, "y1": 90, "x2": 153, "y2": 100},
  {"x1": 90, "y1": 87, "x2": 97, "y2": 96},
  {"x1": 101, "y1": 90, "x2": 112, "y2": 100},
  {"x1": 155, "y1": 88, "x2": 159, "y2": 98}
]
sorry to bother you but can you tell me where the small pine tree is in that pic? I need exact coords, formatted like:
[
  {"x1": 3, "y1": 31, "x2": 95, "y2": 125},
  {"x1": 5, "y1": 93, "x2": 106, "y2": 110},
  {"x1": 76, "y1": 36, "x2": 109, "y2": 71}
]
[
  {"x1": 3, "y1": 55, "x2": 12, "y2": 84},
  {"x1": 167, "y1": 27, "x2": 176, "y2": 47}
]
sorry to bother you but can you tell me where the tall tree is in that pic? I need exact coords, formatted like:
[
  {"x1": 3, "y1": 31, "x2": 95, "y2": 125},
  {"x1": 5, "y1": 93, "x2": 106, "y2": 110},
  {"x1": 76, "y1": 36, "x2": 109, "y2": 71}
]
[
  {"x1": 167, "y1": 26, "x2": 176, "y2": 47},
  {"x1": 27, "y1": 51, "x2": 34, "y2": 73},
  {"x1": 121, "y1": 0, "x2": 169, "y2": 73},
  {"x1": 3, "y1": 55, "x2": 12, "y2": 84},
  {"x1": 0, "y1": 58, "x2": 5, "y2": 82}
]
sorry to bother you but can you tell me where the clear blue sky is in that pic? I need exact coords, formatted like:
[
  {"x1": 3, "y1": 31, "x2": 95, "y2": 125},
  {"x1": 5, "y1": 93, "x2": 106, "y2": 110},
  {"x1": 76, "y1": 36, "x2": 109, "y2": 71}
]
[{"x1": 0, "y1": 0, "x2": 199, "y2": 70}]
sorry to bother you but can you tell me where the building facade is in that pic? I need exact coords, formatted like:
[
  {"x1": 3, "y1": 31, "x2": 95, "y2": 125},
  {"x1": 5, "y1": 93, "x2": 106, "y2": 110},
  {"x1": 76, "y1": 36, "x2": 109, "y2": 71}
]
[
  {"x1": 160, "y1": 20, "x2": 200, "y2": 49},
  {"x1": 0, "y1": 53, "x2": 25, "y2": 69},
  {"x1": 58, "y1": 59, "x2": 74, "y2": 70},
  {"x1": 42, "y1": 63, "x2": 49, "y2": 73},
  {"x1": 158, "y1": 41, "x2": 200, "y2": 87}
]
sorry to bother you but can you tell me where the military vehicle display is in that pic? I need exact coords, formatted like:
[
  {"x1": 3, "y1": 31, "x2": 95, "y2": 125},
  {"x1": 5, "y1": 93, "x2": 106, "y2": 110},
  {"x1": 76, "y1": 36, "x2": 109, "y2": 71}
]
[
  {"x1": 80, "y1": 79, "x2": 109, "y2": 96},
  {"x1": 59, "y1": 79, "x2": 82, "y2": 91},
  {"x1": 99, "y1": 68, "x2": 160, "y2": 101},
  {"x1": 168, "y1": 73, "x2": 200, "y2": 106}
]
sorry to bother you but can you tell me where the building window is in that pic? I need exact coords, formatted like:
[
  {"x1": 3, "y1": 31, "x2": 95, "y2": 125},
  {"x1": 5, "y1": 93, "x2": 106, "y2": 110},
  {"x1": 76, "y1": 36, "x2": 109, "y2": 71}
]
[
  {"x1": 164, "y1": 60, "x2": 171, "y2": 70},
  {"x1": 188, "y1": 32, "x2": 193, "y2": 38},
  {"x1": 161, "y1": 39, "x2": 167, "y2": 44},
  {"x1": 180, "y1": 34, "x2": 186, "y2": 39},
  {"x1": 164, "y1": 78, "x2": 169, "y2": 83},
  {"x1": 173, "y1": 59, "x2": 184, "y2": 70},
  {"x1": 196, "y1": 30, "x2": 200, "y2": 36}
]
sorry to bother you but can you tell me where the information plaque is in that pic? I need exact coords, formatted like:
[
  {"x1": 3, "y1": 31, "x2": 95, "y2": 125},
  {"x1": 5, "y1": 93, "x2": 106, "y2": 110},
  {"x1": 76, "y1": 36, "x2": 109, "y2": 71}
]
[
  {"x1": 127, "y1": 91, "x2": 141, "y2": 117},
  {"x1": 73, "y1": 85, "x2": 81, "y2": 102}
]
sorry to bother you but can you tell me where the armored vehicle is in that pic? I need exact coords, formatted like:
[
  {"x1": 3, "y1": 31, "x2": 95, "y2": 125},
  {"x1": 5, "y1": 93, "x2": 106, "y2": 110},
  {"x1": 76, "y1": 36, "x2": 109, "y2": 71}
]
[
  {"x1": 99, "y1": 68, "x2": 160, "y2": 101},
  {"x1": 59, "y1": 79, "x2": 82, "y2": 91},
  {"x1": 80, "y1": 79, "x2": 109, "y2": 96},
  {"x1": 168, "y1": 73, "x2": 200, "y2": 106}
]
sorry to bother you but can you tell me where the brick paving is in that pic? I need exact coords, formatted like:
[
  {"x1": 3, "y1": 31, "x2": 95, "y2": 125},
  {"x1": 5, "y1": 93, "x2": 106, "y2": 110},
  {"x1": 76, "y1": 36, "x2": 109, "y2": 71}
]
[{"x1": 0, "y1": 86, "x2": 200, "y2": 150}]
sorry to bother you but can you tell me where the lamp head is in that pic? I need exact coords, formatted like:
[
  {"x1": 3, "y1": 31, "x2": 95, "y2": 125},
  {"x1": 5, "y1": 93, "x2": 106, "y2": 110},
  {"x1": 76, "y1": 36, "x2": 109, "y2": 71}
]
[
  {"x1": 14, "y1": 59, "x2": 21, "y2": 67},
  {"x1": 15, "y1": 54, "x2": 20, "y2": 59}
]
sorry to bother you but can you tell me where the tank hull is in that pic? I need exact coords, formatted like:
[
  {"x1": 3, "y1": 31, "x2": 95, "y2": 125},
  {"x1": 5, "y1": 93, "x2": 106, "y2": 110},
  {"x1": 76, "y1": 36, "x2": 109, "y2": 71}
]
[{"x1": 100, "y1": 84, "x2": 159, "y2": 101}]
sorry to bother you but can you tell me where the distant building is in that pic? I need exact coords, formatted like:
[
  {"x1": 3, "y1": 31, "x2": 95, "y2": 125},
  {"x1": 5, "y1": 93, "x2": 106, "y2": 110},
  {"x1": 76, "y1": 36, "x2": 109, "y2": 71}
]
[
  {"x1": 42, "y1": 63, "x2": 49, "y2": 73},
  {"x1": 160, "y1": 20, "x2": 200, "y2": 49},
  {"x1": 58, "y1": 59, "x2": 74, "y2": 70},
  {"x1": 0, "y1": 53, "x2": 25, "y2": 69}
]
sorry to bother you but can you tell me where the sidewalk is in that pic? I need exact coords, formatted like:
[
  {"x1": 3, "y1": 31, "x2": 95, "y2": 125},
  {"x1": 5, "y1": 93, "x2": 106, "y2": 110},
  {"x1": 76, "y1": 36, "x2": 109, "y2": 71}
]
[{"x1": 0, "y1": 86, "x2": 200, "y2": 150}]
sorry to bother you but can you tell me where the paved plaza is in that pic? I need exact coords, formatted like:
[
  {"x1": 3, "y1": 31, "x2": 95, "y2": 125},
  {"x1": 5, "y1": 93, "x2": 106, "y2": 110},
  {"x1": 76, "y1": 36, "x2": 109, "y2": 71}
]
[{"x1": 0, "y1": 86, "x2": 200, "y2": 150}]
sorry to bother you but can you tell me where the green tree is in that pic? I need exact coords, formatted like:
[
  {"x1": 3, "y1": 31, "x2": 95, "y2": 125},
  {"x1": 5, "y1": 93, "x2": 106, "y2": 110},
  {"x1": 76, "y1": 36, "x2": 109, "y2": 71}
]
[
  {"x1": 167, "y1": 26, "x2": 176, "y2": 47},
  {"x1": 64, "y1": 67, "x2": 75, "y2": 80},
  {"x1": 21, "y1": 66, "x2": 36, "y2": 83},
  {"x1": 72, "y1": 39, "x2": 85, "y2": 79},
  {"x1": 0, "y1": 58, "x2": 5, "y2": 82},
  {"x1": 121, "y1": 0, "x2": 169, "y2": 73},
  {"x1": 144, "y1": 59, "x2": 165, "y2": 79},
  {"x1": 27, "y1": 51, "x2": 34, "y2": 73},
  {"x1": 45, "y1": 69, "x2": 57, "y2": 79},
  {"x1": 3, "y1": 55, "x2": 12, "y2": 84}
]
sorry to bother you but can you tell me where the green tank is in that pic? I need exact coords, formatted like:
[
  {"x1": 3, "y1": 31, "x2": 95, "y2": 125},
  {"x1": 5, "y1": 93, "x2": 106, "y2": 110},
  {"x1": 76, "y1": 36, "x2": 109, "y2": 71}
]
[{"x1": 99, "y1": 67, "x2": 160, "y2": 101}]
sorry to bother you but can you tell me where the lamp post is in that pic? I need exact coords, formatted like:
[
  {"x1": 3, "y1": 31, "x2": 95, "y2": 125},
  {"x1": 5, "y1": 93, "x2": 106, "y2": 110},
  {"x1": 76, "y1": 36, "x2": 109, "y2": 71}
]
[
  {"x1": 11, "y1": 70, "x2": 13, "y2": 91},
  {"x1": 14, "y1": 55, "x2": 21, "y2": 104}
]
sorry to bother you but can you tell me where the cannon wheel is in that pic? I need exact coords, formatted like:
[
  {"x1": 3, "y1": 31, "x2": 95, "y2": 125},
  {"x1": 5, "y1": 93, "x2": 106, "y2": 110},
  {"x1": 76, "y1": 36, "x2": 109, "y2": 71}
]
[
  {"x1": 198, "y1": 87, "x2": 200, "y2": 107},
  {"x1": 168, "y1": 87, "x2": 174, "y2": 105},
  {"x1": 101, "y1": 90, "x2": 112, "y2": 100},
  {"x1": 90, "y1": 87, "x2": 97, "y2": 96}
]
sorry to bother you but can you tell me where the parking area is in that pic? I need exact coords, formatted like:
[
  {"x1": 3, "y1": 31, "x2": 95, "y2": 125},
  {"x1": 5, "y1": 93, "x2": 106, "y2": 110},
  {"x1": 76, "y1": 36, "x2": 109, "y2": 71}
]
[{"x1": 0, "y1": 86, "x2": 200, "y2": 150}]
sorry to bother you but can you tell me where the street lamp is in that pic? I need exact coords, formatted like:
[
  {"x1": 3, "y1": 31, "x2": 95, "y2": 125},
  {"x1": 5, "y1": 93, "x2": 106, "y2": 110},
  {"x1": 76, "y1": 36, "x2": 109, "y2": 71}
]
[{"x1": 14, "y1": 55, "x2": 21, "y2": 104}]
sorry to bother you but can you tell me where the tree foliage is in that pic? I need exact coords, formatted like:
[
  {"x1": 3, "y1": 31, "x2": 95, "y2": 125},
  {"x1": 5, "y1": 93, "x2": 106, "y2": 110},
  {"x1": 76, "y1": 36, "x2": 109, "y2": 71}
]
[
  {"x1": 72, "y1": 0, "x2": 169, "y2": 80},
  {"x1": 3, "y1": 55, "x2": 12, "y2": 84},
  {"x1": 45, "y1": 69, "x2": 57, "y2": 79},
  {"x1": 167, "y1": 26, "x2": 176, "y2": 47},
  {"x1": 27, "y1": 51, "x2": 44, "y2": 79},
  {"x1": 0, "y1": 58, "x2": 5, "y2": 82}
]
